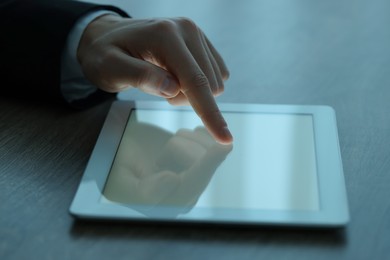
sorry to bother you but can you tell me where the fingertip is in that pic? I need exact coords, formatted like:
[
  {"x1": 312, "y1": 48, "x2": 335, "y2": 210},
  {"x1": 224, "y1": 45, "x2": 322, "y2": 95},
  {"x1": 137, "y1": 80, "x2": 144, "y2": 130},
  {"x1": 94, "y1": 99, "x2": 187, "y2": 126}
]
[
  {"x1": 216, "y1": 126, "x2": 233, "y2": 145},
  {"x1": 208, "y1": 124, "x2": 233, "y2": 145}
]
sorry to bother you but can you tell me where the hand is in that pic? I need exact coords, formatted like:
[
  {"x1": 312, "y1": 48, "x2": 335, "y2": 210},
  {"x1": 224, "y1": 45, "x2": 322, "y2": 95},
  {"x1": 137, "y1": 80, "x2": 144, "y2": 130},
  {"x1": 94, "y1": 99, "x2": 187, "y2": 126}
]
[
  {"x1": 77, "y1": 15, "x2": 233, "y2": 144},
  {"x1": 103, "y1": 124, "x2": 232, "y2": 216}
]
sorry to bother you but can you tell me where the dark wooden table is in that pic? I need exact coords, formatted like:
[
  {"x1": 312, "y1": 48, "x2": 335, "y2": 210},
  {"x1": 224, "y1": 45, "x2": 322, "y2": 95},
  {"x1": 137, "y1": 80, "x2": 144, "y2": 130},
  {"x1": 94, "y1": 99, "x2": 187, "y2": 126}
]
[{"x1": 1, "y1": 0, "x2": 389, "y2": 259}]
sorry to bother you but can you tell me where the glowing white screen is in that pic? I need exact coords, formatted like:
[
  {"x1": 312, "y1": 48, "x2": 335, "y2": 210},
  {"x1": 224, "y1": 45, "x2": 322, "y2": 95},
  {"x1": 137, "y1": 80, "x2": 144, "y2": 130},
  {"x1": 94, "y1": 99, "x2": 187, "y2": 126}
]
[{"x1": 103, "y1": 109, "x2": 319, "y2": 212}]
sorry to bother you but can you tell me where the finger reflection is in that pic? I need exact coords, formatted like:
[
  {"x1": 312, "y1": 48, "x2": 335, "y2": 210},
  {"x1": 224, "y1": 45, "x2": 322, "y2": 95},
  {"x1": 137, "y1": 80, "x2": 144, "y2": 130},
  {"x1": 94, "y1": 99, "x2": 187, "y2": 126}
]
[{"x1": 103, "y1": 122, "x2": 232, "y2": 217}]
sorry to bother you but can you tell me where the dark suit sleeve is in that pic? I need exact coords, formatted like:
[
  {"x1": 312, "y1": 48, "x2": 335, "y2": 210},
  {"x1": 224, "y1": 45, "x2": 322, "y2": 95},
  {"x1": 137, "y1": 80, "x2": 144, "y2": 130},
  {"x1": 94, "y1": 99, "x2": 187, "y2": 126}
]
[{"x1": 0, "y1": 0, "x2": 129, "y2": 107}]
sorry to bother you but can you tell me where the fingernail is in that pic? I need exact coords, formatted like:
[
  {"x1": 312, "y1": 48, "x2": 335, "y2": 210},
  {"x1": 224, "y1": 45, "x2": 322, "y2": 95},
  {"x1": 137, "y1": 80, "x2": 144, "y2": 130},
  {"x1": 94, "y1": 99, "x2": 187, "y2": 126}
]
[{"x1": 161, "y1": 77, "x2": 179, "y2": 97}]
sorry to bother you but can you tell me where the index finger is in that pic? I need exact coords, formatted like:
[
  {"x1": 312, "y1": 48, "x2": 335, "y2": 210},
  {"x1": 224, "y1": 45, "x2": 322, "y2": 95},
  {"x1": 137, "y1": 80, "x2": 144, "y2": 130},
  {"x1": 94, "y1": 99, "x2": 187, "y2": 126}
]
[
  {"x1": 182, "y1": 77, "x2": 233, "y2": 144},
  {"x1": 162, "y1": 41, "x2": 233, "y2": 144}
]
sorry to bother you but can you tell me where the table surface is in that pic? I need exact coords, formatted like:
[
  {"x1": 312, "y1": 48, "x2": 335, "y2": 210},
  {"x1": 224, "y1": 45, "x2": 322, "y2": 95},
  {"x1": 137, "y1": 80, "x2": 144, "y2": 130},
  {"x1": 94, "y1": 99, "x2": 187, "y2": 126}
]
[{"x1": 1, "y1": 0, "x2": 389, "y2": 259}]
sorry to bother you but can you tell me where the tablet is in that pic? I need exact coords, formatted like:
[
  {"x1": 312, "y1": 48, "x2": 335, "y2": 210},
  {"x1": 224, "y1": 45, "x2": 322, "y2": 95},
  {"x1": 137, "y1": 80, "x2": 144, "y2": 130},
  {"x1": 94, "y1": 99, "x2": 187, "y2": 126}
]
[{"x1": 70, "y1": 101, "x2": 349, "y2": 227}]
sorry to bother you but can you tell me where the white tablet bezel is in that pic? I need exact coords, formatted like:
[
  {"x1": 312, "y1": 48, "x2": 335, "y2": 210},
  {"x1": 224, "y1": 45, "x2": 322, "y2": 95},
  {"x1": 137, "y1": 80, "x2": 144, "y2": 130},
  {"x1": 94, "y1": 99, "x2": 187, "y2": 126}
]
[{"x1": 70, "y1": 101, "x2": 349, "y2": 227}]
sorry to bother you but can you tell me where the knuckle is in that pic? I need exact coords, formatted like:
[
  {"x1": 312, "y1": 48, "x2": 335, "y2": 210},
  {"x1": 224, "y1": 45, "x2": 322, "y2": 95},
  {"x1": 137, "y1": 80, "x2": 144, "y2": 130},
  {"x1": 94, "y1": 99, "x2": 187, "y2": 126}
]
[
  {"x1": 177, "y1": 17, "x2": 198, "y2": 31},
  {"x1": 193, "y1": 73, "x2": 209, "y2": 87},
  {"x1": 153, "y1": 18, "x2": 177, "y2": 34},
  {"x1": 184, "y1": 73, "x2": 210, "y2": 93}
]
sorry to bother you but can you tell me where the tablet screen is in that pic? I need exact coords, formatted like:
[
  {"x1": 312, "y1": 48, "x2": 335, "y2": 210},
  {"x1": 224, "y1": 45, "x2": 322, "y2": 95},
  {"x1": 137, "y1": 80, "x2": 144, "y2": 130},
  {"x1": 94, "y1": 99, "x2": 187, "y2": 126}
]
[{"x1": 101, "y1": 109, "x2": 319, "y2": 215}]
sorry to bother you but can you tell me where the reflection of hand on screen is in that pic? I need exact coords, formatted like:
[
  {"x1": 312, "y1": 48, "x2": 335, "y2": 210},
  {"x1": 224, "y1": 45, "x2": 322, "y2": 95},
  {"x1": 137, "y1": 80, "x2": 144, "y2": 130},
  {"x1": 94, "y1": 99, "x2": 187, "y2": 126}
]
[
  {"x1": 154, "y1": 127, "x2": 232, "y2": 209},
  {"x1": 103, "y1": 124, "x2": 232, "y2": 216}
]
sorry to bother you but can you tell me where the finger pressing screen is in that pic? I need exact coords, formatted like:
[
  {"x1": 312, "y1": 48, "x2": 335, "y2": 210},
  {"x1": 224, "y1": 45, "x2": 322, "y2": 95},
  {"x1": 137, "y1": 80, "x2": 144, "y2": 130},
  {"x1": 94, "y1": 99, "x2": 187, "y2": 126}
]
[
  {"x1": 158, "y1": 20, "x2": 233, "y2": 144},
  {"x1": 183, "y1": 82, "x2": 233, "y2": 144}
]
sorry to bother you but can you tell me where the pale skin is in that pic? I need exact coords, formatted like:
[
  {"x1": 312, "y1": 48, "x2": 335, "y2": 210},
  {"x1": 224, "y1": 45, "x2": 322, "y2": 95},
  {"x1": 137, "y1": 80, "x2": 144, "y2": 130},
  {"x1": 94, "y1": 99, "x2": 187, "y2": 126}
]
[{"x1": 77, "y1": 15, "x2": 233, "y2": 144}]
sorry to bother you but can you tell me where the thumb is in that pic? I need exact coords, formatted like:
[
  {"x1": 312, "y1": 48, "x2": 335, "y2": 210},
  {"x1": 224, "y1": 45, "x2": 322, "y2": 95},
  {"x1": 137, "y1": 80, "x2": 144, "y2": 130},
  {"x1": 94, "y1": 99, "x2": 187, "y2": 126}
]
[{"x1": 96, "y1": 50, "x2": 181, "y2": 97}]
